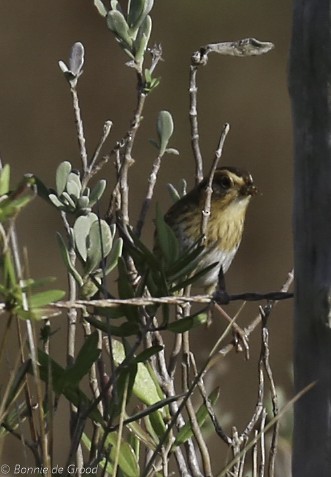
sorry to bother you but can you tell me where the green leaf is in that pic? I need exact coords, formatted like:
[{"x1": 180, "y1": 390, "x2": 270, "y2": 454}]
[
  {"x1": 107, "y1": 10, "x2": 133, "y2": 49},
  {"x1": 167, "y1": 313, "x2": 208, "y2": 333},
  {"x1": 48, "y1": 193, "x2": 65, "y2": 209},
  {"x1": 20, "y1": 276, "x2": 57, "y2": 291},
  {"x1": 94, "y1": 305, "x2": 125, "y2": 320},
  {"x1": 157, "y1": 111, "x2": 174, "y2": 156},
  {"x1": 0, "y1": 402, "x2": 30, "y2": 438},
  {"x1": 56, "y1": 232, "x2": 84, "y2": 287},
  {"x1": 111, "y1": 0, "x2": 121, "y2": 11},
  {"x1": 166, "y1": 238, "x2": 204, "y2": 279},
  {"x1": 167, "y1": 183, "x2": 181, "y2": 202},
  {"x1": 143, "y1": 69, "x2": 161, "y2": 93},
  {"x1": 61, "y1": 191, "x2": 76, "y2": 209},
  {"x1": 170, "y1": 262, "x2": 218, "y2": 292},
  {"x1": 81, "y1": 434, "x2": 113, "y2": 475},
  {"x1": 73, "y1": 213, "x2": 98, "y2": 261},
  {"x1": 77, "y1": 196, "x2": 90, "y2": 211},
  {"x1": 105, "y1": 237, "x2": 123, "y2": 275},
  {"x1": 165, "y1": 148, "x2": 179, "y2": 155},
  {"x1": 3, "y1": 360, "x2": 31, "y2": 410},
  {"x1": 126, "y1": 227, "x2": 160, "y2": 271},
  {"x1": 84, "y1": 315, "x2": 140, "y2": 337},
  {"x1": 36, "y1": 351, "x2": 104, "y2": 424},
  {"x1": 85, "y1": 219, "x2": 113, "y2": 274},
  {"x1": 174, "y1": 387, "x2": 220, "y2": 447},
  {"x1": 155, "y1": 204, "x2": 179, "y2": 266},
  {"x1": 62, "y1": 331, "x2": 100, "y2": 387},
  {"x1": 134, "y1": 15, "x2": 152, "y2": 65},
  {"x1": 127, "y1": 0, "x2": 145, "y2": 29},
  {"x1": 133, "y1": 345, "x2": 163, "y2": 364},
  {"x1": 105, "y1": 431, "x2": 140, "y2": 477},
  {"x1": 94, "y1": 0, "x2": 107, "y2": 17},
  {"x1": 89, "y1": 179, "x2": 106, "y2": 206},
  {"x1": 128, "y1": 0, "x2": 154, "y2": 33},
  {"x1": 66, "y1": 172, "x2": 82, "y2": 198},
  {"x1": 28, "y1": 289, "x2": 65, "y2": 308},
  {"x1": 0, "y1": 164, "x2": 10, "y2": 195},
  {"x1": 56, "y1": 161, "x2": 71, "y2": 196},
  {"x1": 112, "y1": 340, "x2": 164, "y2": 408}
]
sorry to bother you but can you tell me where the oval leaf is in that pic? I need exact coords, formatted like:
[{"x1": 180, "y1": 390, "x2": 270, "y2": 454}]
[
  {"x1": 56, "y1": 161, "x2": 71, "y2": 196},
  {"x1": 167, "y1": 313, "x2": 208, "y2": 333},
  {"x1": 157, "y1": 110, "x2": 174, "y2": 156}
]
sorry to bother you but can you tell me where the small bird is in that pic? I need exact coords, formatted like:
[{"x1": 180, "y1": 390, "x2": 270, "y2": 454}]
[{"x1": 164, "y1": 166, "x2": 257, "y2": 293}]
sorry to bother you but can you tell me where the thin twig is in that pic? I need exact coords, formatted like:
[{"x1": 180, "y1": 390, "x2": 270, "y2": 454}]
[
  {"x1": 135, "y1": 153, "x2": 162, "y2": 237},
  {"x1": 61, "y1": 211, "x2": 84, "y2": 472},
  {"x1": 201, "y1": 124, "x2": 230, "y2": 238},
  {"x1": 216, "y1": 382, "x2": 316, "y2": 477},
  {"x1": 230, "y1": 427, "x2": 241, "y2": 477},
  {"x1": 259, "y1": 305, "x2": 279, "y2": 477},
  {"x1": 252, "y1": 430, "x2": 258, "y2": 477},
  {"x1": 180, "y1": 291, "x2": 209, "y2": 477},
  {"x1": 189, "y1": 63, "x2": 204, "y2": 184},
  {"x1": 118, "y1": 92, "x2": 147, "y2": 225},
  {"x1": 70, "y1": 86, "x2": 88, "y2": 172},
  {"x1": 10, "y1": 227, "x2": 51, "y2": 473},
  {"x1": 81, "y1": 120, "x2": 113, "y2": 189},
  {"x1": 259, "y1": 409, "x2": 267, "y2": 477},
  {"x1": 189, "y1": 37, "x2": 273, "y2": 182}
]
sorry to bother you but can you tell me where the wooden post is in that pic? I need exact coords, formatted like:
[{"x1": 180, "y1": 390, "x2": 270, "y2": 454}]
[{"x1": 289, "y1": 1, "x2": 331, "y2": 475}]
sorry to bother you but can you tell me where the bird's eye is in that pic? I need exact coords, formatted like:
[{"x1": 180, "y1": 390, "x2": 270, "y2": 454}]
[{"x1": 219, "y1": 175, "x2": 233, "y2": 189}]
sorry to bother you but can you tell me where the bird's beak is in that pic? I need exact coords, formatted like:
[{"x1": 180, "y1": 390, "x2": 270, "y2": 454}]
[{"x1": 241, "y1": 183, "x2": 258, "y2": 197}]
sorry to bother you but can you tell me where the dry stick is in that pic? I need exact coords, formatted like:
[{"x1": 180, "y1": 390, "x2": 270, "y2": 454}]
[
  {"x1": 259, "y1": 306, "x2": 279, "y2": 477},
  {"x1": 238, "y1": 437, "x2": 248, "y2": 477},
  {"x1": 81, "y1": 322, "x2": 104, "y2": 464},
  {"x1": 10, "y1": 228, "x2": 51, "y2": 473},
  {"x1": 237, "y1": 307, "x2": 268, "y2": 447},
  {"x1": 135, "y1": 153, "x2": 162, "y2": 237},
  {"x1": 81, "y1": 120, "x2": 113, "y2": 189},
  {"x1": 216, "y1": 381, "x2": 316, "y2": 477},
  {"x1": 259, "y1": 409, "x2": 267, "y2": 477},
  {"x1": 168, "y1": 318, "x2": 183, "y2": 379},
  {"x1": 151, "y1": 328, "x2": 193, "y2": 477},
  {"x1": 252, "y1": 430, "x2": 258, "y2": 477},
  {"x1": 142, "y1": 309, "x2": 243, "y2": 477},
  {"x1": 67, "y1": 78, "x2": 90, "y2": 473},
  {"x1": 189, "y1": 37, "x2": 274, "y2": 185},
  {"x1": 230, "y1": 427, "x2": 241, "y2": 477},
  {"x1": 214, "y1": 302, "x2": 250, "y2": 359},
  {"x1": 61, "y1": 213, "x2": 84, "y2": 473},
  {"x1": 214, "y1": 270, "x2": 294, "y2": 362},
  {"x1": 189, "y1": 62, "x2": 204, "y2": 185},
  {"x1": 180, "y1": 295, "x2": 209, "y2": 477},
  {"x1": 191, "y1": 355, "x2": 217, "y2": 476},
  {"x1": 201, "y1": 123, "x2": 230, "y2": 238},
  {"x1": 197, "y1": 270, "x2": 294, "y2": 452},
  {"x1": 70, "y1": 85, "x2": 88, "y2": 172},
  {"x1": 119, "y1": 91, "x2": 147, "y2": 225},
  {"x1": 142, "y1": 269, "x2": 291, "y2": 477}
]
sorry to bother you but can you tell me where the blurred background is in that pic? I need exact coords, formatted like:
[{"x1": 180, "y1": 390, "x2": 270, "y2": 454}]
[{"x1": 0, "y1": 0, "x2": 293, "y2": 472}]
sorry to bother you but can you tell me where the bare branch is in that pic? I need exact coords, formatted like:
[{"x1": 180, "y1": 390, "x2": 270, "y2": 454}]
[{"x1": 201, "y1": 123, "x2": 230, "y2": 238}]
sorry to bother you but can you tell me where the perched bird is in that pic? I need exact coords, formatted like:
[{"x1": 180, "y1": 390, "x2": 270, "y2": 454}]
[{"x1": 164, "y1": 166, "x2": 257, "y2": 293}]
